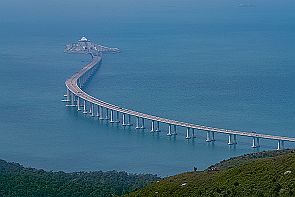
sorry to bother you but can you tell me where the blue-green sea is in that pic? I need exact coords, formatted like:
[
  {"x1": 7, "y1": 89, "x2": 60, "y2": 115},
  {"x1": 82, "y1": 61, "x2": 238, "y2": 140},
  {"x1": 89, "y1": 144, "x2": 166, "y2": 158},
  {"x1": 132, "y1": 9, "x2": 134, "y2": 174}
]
[{"x1": 0, "y1": 0, "x2": 294, "y2": 176}]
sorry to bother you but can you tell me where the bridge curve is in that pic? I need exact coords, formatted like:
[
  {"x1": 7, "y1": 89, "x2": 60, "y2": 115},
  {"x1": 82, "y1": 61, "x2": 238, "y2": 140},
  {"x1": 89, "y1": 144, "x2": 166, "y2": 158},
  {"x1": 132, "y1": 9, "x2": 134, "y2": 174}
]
[{"x1": 63, "y1": 54, "x2": 295, "y2": 150}]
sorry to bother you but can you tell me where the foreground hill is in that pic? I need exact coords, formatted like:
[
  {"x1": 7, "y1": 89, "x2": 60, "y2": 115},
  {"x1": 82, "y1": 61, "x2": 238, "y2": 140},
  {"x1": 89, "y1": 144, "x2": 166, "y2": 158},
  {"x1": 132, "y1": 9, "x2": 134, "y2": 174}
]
[
  {"x1": 127, "y1": 150, "x2": 295, "y2": 197},
  {"x1": 0, "y1": 159, "x2": 159, "y2": 197}
]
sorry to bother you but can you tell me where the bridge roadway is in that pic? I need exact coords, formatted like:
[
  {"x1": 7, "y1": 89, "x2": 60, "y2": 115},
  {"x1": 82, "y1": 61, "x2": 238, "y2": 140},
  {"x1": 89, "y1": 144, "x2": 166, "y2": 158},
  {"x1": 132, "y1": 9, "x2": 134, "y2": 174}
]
[{"x1": 64, "y1": 55, "x2": 295, "y2": 148}]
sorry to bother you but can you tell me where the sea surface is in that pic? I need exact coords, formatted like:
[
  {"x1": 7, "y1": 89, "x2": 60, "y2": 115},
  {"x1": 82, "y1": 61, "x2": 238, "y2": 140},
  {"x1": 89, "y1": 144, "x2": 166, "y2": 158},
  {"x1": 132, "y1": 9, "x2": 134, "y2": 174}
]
[{"x1": 0, "y1": 0, "x2": 294, "y2": 176}]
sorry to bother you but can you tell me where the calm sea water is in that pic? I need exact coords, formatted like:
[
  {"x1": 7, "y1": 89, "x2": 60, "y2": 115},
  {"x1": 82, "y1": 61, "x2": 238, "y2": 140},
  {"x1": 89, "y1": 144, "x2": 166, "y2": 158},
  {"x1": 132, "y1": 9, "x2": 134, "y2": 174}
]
[{"x1": 0, "y1": 0, "x2": 294, "y2": 176}]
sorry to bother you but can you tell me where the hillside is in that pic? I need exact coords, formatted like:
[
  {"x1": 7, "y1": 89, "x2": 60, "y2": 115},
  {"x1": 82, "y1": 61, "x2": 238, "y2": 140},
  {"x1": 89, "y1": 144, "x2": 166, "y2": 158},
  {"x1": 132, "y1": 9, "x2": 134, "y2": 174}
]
[
  {"x1": 0, "y1": 159, "x2": 159, "y2": 197},
  {"x1": 1, "y1": 150, "x2": 294, "y2": 197},
  {"x1": 127, "y1": 150, "x2": 295, "y2": 197}
]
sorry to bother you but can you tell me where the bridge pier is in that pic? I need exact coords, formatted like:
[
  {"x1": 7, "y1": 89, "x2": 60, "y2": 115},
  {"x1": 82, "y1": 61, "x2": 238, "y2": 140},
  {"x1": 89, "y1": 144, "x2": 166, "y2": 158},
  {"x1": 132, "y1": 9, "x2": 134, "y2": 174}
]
[
  {"x1": 228, "y1": 134, "x2": 237, "y2": 145},
  {"x1": 251, "y1": 137, "x2": 260, "y2": 148},
  {"x1": 99, "y1": 106, "x2": 104, "y2": 120},
  {"x1": 228, "y1": 134, "x2": 233, "y2": 145},
  {"x1": 192, "y1": 128, "x2": 196, "y2": 138},
  {"x1": 71, "y1": 93, "x2": 76, "y2": 106},
  {"x1": 88, "y1": 103, "x2": 92, "y2": 114},
  {"x1": 167, "y1": 124, "x2": 172, "y2": 136},
  {"x1": 66, "y1": 92, "x2": 75, "y2": 107},
  {"x1": 211, "y1": 131, "x2": 215, "y2": 141},
  {"x1": 277, "y1": 140, "x2": 281, "y2": 150},
  {"x1": 77, "y1": 97, "x2": 81, "y2": 111},
  {"x1": 151, "y1": 120, "x2": 155, "y2": 132},
  {"x1": 141, "y1": 118, "x2": 145, "y2": 129},
  {"x1": 156, "y1": 121, "x2": 160, "y2": 132},
  {"x1": 96, "y1": 105, "x2": 100, "y2": 117},
  {"x1": 66, "y1": 89, "x2": 70, "y2": 101},
  {"x1": 122, "y1": 113, "x2": 126, "y2": 126},
  {"x1": 110, "y1": 110, "x2": 114, "y2": 123},
  {"x1": 83, "y1": 100, "x2": 87, "y2": 114},
  {"x1": 115, "y1": 111, "x2": 120, "y2": 123},
  {"x1": 277, "y1": 140, "x2": 285, "y2": 150},
  {"x1": 206, "y1": 131, "x2": 211, "y2": 142},
  {"x1": 105, "y1": 108, "x2": 109, "y2": 120},
  {"x1": 62, "y1": 89, "x2": 70, "y2": 102},
  {"x1": 127, "y1": 114, "x2": 132, "y2": 126},
  {"x1": 173, "y1": 125, "x2": 177, "y2": 135},
  {"x1": 90, "y1": 104, "x2": 94, "y2": 116},
  {"x1": 136, "y1": 117, "x2": 140, "y2": 129},
  {"x1": 186, "y1": 128, "x2": 191, "y2": 139}
]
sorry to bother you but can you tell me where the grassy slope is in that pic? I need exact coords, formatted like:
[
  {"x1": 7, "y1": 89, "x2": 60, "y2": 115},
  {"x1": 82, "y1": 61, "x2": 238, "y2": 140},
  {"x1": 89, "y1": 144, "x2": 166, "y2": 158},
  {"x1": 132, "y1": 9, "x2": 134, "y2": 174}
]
[{"x1": 127, "y1": 150, "x2": 295, "y2": 197}]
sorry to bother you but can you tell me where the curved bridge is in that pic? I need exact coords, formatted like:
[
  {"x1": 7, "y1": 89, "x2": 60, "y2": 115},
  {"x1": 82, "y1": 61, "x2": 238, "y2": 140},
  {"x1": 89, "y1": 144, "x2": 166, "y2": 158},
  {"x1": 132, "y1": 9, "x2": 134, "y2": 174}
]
[{"x1": 63, "y1": 41, "x2": 295, "y2": 150}]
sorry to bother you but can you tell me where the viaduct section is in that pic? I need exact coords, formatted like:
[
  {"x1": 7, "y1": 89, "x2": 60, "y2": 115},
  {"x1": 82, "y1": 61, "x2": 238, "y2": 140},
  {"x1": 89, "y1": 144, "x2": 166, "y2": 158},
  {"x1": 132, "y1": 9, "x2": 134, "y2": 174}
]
[{"x1": 63, "y1": 37, "x2": 295, "y2": 150}]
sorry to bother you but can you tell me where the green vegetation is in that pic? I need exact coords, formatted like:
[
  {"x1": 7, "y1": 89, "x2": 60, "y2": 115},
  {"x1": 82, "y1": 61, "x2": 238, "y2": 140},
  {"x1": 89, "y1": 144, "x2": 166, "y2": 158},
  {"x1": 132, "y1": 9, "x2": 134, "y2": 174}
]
[
  {"x1": 127, "y1": 150, "x2": 295, "y2": 197},
  {"x1": 0, "y1": 159, "x2": 159, "y2": 197},
  {"x1": 2, "y1": 150, "x2": 295, "y2": 197}
]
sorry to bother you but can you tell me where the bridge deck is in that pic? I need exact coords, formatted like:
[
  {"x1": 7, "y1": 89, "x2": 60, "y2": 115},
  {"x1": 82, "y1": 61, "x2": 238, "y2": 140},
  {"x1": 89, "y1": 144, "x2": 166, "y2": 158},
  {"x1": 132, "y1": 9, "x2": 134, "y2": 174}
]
[{"x1": 65, "y1": 55, "x2": 295, "y2": 142}]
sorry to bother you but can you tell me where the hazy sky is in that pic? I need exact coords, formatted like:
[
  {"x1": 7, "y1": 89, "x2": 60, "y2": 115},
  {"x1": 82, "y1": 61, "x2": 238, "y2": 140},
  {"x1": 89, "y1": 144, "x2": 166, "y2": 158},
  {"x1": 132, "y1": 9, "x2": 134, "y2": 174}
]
[{"x1": 1, "y1": 0, "x2": 294, "y2": 25}]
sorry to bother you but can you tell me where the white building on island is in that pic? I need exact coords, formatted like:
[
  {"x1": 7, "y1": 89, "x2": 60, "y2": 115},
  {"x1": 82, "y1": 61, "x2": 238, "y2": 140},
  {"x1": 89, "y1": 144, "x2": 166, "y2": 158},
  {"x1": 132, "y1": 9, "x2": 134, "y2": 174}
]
[{"x1": 79, "y1": 36, "x2": 89, "y2": 42}]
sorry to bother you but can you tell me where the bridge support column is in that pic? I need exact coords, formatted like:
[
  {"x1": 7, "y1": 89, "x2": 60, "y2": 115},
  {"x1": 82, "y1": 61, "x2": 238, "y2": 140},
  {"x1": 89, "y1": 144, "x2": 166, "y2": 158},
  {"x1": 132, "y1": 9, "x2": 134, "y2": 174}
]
[
  {"x1": 136, "y1": 117, "x2": 140, "y2": 129},
  {"x1": 252, "y1": 137, "x2": 260, "y2": 148},
  {"x1": 173, "y1": 125, "x2": 177, "y2": 135},
  {"x1": 105, "y1": 108, "x2": 109, "y2": 120},
  {"x1": 66, "y1": 89, "x2": 70, "y2": 101},
  {"x1": 277, "y1": 140, "x2": 284, "y2": 150},
  {"x1": 65, "y1": 93, "x2": 72, "y2": 106},
  {"x1": 257, "y1": 137, "x2": 260, "y2": 147},
  {"x1": 211, "y1": 131, "x2": 216, "y2": 141},
  {"x1": 99, "y1": 107, "x2": 104, "y2": 120},
  {"x1": 156, "y1": 121, "x2": 160, "y2": 132},
  {"x1": 141, "y1": 118, "x2": 145, "y2": 129},
  {"x1": 72, "y1": 93, "x2": 76, "y2": 106},
  {"x1": 62, "y1": 89, "x2": 70, "y2": 102},
  {"x1": 89, "y1": 103, "x2": 92, "y2": 114},
  {"x1": 151, "y1": 120, "x2": 155, "y2": 132},
  {"x1": 127, "y1": 115, "x2": 133, "y2": 126},
  {"x1": 91, "y1": 104, "x2": 94, "y2": 116},
  {"x1": 67, "y1": 92, "x2": 75, "y2": 107},
  {"x1": 115, "y1": 111, "x2": 120, "y2": 123},
  {"x1": 228, "y1": 134, "x2": 234, "y2": 145},
  {"x1": 233, "y1": 134, "x2": 237, "y2": 144},
  {"x1": 277, "y1": 140, "x2": 281, "y2": 150},
  {"x1": 206, "y1": 131, "x2": 211, "y2": 142},
  {"x1": 83, "y1": 100, "x2": 87, "y2": 114},
  {"x1": 192, "y1": 129, "x2": 196, "y2": 138},
  {"x1": 252, "y1": 137, "x2": 255, "y2": 148},
  {"x1": 96, "y1": 105, "x2": 100, "y2": 117},
  {"x1": 186, "y1": 128, "x2": 191, "y2": 139},
  {"x1": 110, "y1": 110, "x2": 114, "y2": 123},
  {"x1": 167, "y1": 124, "x2": 172, "y2": 136},
  {"x1": 77, "y1": 97, "x2": 81, "y2": 111},
  {"x1": 122, "y1": 114, "x2": 126, "y2": 126}
]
